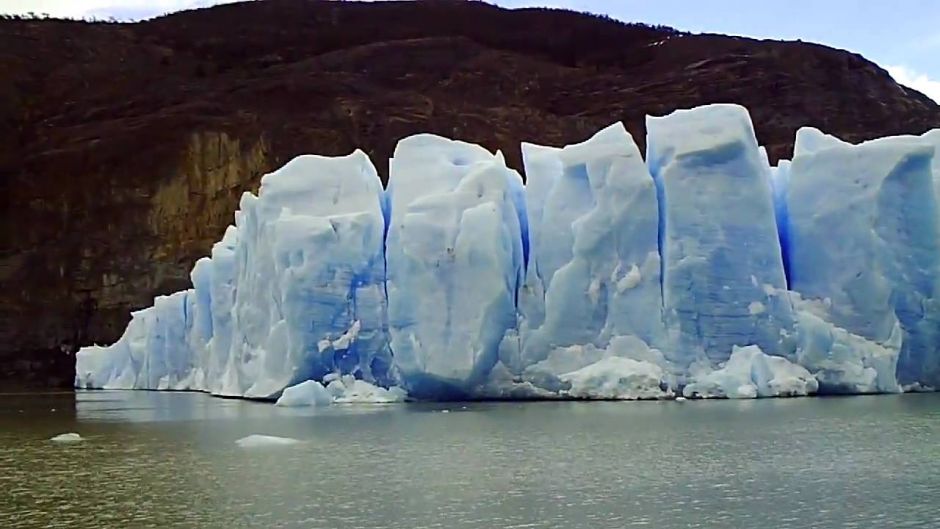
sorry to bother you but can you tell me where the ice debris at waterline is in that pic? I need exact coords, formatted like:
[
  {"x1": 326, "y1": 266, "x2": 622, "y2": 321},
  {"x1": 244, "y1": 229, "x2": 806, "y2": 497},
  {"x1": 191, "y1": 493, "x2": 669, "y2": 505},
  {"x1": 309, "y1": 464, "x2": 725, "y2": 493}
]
[
  {"x1": 76, "y1": 103, "x2": 940, "y2": 401},
  {"x1": 275, "y1": 376, "x2": 406, "y2": 407},
  {"x1": 682, "y1": 345, "x2": 818, "y2": 399}
]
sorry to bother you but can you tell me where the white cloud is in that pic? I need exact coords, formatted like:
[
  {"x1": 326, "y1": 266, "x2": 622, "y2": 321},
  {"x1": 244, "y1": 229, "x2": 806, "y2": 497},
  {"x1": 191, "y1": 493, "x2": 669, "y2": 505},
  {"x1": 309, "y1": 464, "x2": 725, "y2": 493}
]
[
  {"x1": 886, "y1": 64, "x2": 940, "y2": 104},
  {"x1": 0, "y1": 0, "x2": 243, "y2": 19}
]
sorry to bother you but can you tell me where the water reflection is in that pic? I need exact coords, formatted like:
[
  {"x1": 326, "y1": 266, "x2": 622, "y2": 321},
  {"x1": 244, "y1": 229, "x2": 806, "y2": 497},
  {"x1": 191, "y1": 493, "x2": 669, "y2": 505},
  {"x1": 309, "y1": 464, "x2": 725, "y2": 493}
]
[{"x1": 1, "y1": 391, "x2": 938, "y2": 528}]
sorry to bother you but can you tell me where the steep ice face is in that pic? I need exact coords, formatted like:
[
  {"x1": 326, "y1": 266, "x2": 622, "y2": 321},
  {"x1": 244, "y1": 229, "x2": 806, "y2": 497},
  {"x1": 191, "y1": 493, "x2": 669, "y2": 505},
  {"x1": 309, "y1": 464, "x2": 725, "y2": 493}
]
[
  {"x1": 187, "y1": 257, "x2": 213, "y2": 390},
  {"x1": 75, "y1": 290, "x2": 195, "y2": 391},
  {"x1": 922, "y1": 129, "x2": 940, "y2": 197},
  {"x1": 145, "y1": 291, "x2": 196, "y2": 390},
  {"x1": 76, "y1": 105, "x2": 940, "y2": 400},
  {"x1": 75, "y1": 339, "x2": 132, "y2": 390},
  {"x1": 225, "y1": 151, "x2": 391, "y2": 398},
  {"x1": 386, "y1": 134, "x2": 525, "y2": 397},
  {"x1": 79, "y1": 151, "x2": 391, "y2": 399},
  {"x1": 204, "y1": 226, "x2": 240, "y2": 395},
  {"x1": 517, "y1": 123, "x2": 668, "y2": 376},
  {"x1": 769, "y1": 160, "x2": 792, "y2": 282},
  {"x1": 786, "y1": 130, "x2": 940, "y2": 388},
  {"x1": 645, "y1": 104, "x2": 794, "y2": 366},
  {"x1": 790, "y1": 293, "x2": 901, "y2": 394}
]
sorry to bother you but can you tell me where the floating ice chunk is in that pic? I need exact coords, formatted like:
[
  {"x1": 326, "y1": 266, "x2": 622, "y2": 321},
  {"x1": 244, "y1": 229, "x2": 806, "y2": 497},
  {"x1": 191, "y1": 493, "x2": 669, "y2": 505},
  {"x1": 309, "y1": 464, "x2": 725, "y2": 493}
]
[
  {"x1": 50, "y1": 433, "x2": 83, "y2": 443},
  {"x1": 560, "y1": 357, "x2": 672, "y2": 400},
  {"x1": 386, "y1": 134, "x2": 525, "y2": 396},
  {"x1": 326, "y1": 375, "x2": 407, "y2": 404},
  {"x1": 682, "y1": 345, "x2": 818, "y2": 399},
  {"x1": 518, "y1": 122, "x2": 667, "y2": 373},
  {"x1": 275, "y1": 380, "x2": 334, "y2": 407},
  {"x1": 646, "y1": 104, "x2": 794, "y2": 365},
  {"x1": 235, "y1": 435, "x2": 303, "y2": 448}
]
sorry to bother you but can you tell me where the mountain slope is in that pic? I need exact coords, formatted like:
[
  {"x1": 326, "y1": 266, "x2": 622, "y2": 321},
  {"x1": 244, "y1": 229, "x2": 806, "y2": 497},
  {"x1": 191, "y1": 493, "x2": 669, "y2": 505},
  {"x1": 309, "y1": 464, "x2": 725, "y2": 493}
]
[{"x1": 3, "y1": 0, "x2": 939, "y2": 387}]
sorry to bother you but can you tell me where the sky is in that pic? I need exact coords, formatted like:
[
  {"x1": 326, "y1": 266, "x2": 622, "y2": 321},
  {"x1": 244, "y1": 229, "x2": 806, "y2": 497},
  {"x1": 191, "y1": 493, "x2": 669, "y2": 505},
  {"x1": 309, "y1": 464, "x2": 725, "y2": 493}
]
[{"x1": 3, "y1": 0, "x2": 940, "y2": 101}]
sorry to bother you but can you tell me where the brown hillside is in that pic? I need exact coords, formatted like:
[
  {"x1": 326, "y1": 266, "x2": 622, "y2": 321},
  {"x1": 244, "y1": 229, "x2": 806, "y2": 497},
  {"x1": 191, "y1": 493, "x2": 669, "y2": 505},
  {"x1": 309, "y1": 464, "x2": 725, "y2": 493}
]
[{"x1": 2, "y1": 0, "x2": 939, "y2": 387}]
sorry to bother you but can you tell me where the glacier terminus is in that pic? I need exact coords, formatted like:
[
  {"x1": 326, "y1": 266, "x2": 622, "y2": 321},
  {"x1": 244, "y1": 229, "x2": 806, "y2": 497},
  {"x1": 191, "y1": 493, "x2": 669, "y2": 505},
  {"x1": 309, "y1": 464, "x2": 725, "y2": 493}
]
[{"x1": 75, "y1": 104, "x2": 940, "y2": 403}]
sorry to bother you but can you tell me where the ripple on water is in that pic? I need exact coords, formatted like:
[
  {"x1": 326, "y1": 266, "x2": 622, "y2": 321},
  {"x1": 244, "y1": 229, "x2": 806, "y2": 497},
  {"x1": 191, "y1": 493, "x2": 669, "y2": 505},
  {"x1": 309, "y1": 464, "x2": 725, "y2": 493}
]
[{"x1": 0, "y1": 392, "x2": 938, "y2": 528}]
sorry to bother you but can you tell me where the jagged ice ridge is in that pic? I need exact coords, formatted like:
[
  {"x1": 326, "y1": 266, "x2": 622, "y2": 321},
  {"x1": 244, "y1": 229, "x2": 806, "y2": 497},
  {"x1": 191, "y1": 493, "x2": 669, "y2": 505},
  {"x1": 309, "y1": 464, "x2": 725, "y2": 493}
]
[{"x1": 75, "y1": 104, "x2": 940, "y2": 402}]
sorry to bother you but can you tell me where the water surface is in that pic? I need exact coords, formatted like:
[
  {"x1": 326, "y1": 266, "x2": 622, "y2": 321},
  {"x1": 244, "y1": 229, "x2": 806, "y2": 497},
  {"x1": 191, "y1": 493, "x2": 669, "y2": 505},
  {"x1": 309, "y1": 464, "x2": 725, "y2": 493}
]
[{"x1": 1, "y1": 391, "x2": 938, "y2": 528}]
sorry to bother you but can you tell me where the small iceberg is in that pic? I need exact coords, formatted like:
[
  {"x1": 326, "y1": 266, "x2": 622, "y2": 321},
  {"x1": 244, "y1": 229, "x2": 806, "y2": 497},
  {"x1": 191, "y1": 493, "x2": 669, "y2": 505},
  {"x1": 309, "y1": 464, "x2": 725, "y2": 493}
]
[
  {"x1": 235, "y1": 435, "x2": 302, "y2": 448},
  {"x1": 274, "y1": 376, "x2": 408, "y2": 407},
  {"x1": 50, "y1": 433, "x2": 83, "y2": 443},
  {"x1": 275, "y1": 380, "x2": 334, "y2": 407}
]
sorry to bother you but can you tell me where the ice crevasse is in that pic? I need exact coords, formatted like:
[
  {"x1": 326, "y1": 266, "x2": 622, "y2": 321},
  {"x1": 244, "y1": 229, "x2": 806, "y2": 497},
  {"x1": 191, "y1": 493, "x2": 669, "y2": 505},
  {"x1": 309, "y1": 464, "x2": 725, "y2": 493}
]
[{"x1": 76, "y1": 103, "x2": 940, "y2": 402}]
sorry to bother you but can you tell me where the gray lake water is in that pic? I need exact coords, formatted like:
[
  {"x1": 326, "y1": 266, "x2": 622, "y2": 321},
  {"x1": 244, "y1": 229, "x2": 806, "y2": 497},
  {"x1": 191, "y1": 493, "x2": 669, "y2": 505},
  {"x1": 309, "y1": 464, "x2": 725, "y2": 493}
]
[{"x1": 1, "y1": 391, "x2": 938, "y2": 528}]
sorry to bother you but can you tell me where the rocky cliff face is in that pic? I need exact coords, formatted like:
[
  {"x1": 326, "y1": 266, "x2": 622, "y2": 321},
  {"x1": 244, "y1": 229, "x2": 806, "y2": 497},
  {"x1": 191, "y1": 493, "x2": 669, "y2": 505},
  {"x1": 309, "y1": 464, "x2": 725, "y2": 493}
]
[{"x1": 3, "y1": 0, "x2": 940, "y2": 388}]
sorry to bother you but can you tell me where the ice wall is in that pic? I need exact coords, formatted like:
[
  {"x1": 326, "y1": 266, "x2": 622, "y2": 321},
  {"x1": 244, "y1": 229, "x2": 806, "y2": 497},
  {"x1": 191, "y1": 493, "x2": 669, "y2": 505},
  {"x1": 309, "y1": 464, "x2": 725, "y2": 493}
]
[
  {"x1": 385, "y1": 135, "x2": 526, "y2": 397},
  {"x1": 514, "y1": 123, "x2": 673, "y2": 393},
  {"x1": 226, "y1": 152, "x2": 391, "y2": 398},
  {"x1": 769, "y1": 160, "x2": 791, "y2": 282},
  {"x1": 203, "y1": 226, "x2": 239, "y2": 395},
  {"x1": 77, "y1": 103, "x2": 940, "y2": 400},
  {"x1": 76, "y1": 290, "x2": 194, "y2": 390},
  {"x1": 645, "y1": 104, "x2": 795, "y2": 366},
  {"x1": 785, "y1": 129, "x2": 940, "y2": 390},
  {"x1": 78, "y1": 151, "x2": 392, "y2": 398}
]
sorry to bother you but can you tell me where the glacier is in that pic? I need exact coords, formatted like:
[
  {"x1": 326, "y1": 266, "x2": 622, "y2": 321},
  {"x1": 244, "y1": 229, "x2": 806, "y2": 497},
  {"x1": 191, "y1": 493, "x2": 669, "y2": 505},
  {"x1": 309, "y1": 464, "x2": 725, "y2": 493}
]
[
  {"x1": 515, "y1": 122, "x2": 669, "y2": 390},
  {"x1": 78, "y1": 151, "x2": 394, "y2": 397},
  {"x1": 385, "y1": 134, "x2": 526, "y2": 397},
  {"x1": 785, "y1": 128, "x2": 940, "y2": 391},
  {"x1": 646, "y1": 104, "x2": 795, "y2": 366},
  {"x1": 76, "y1": 103, "x2": 940, "y2": 401}
]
